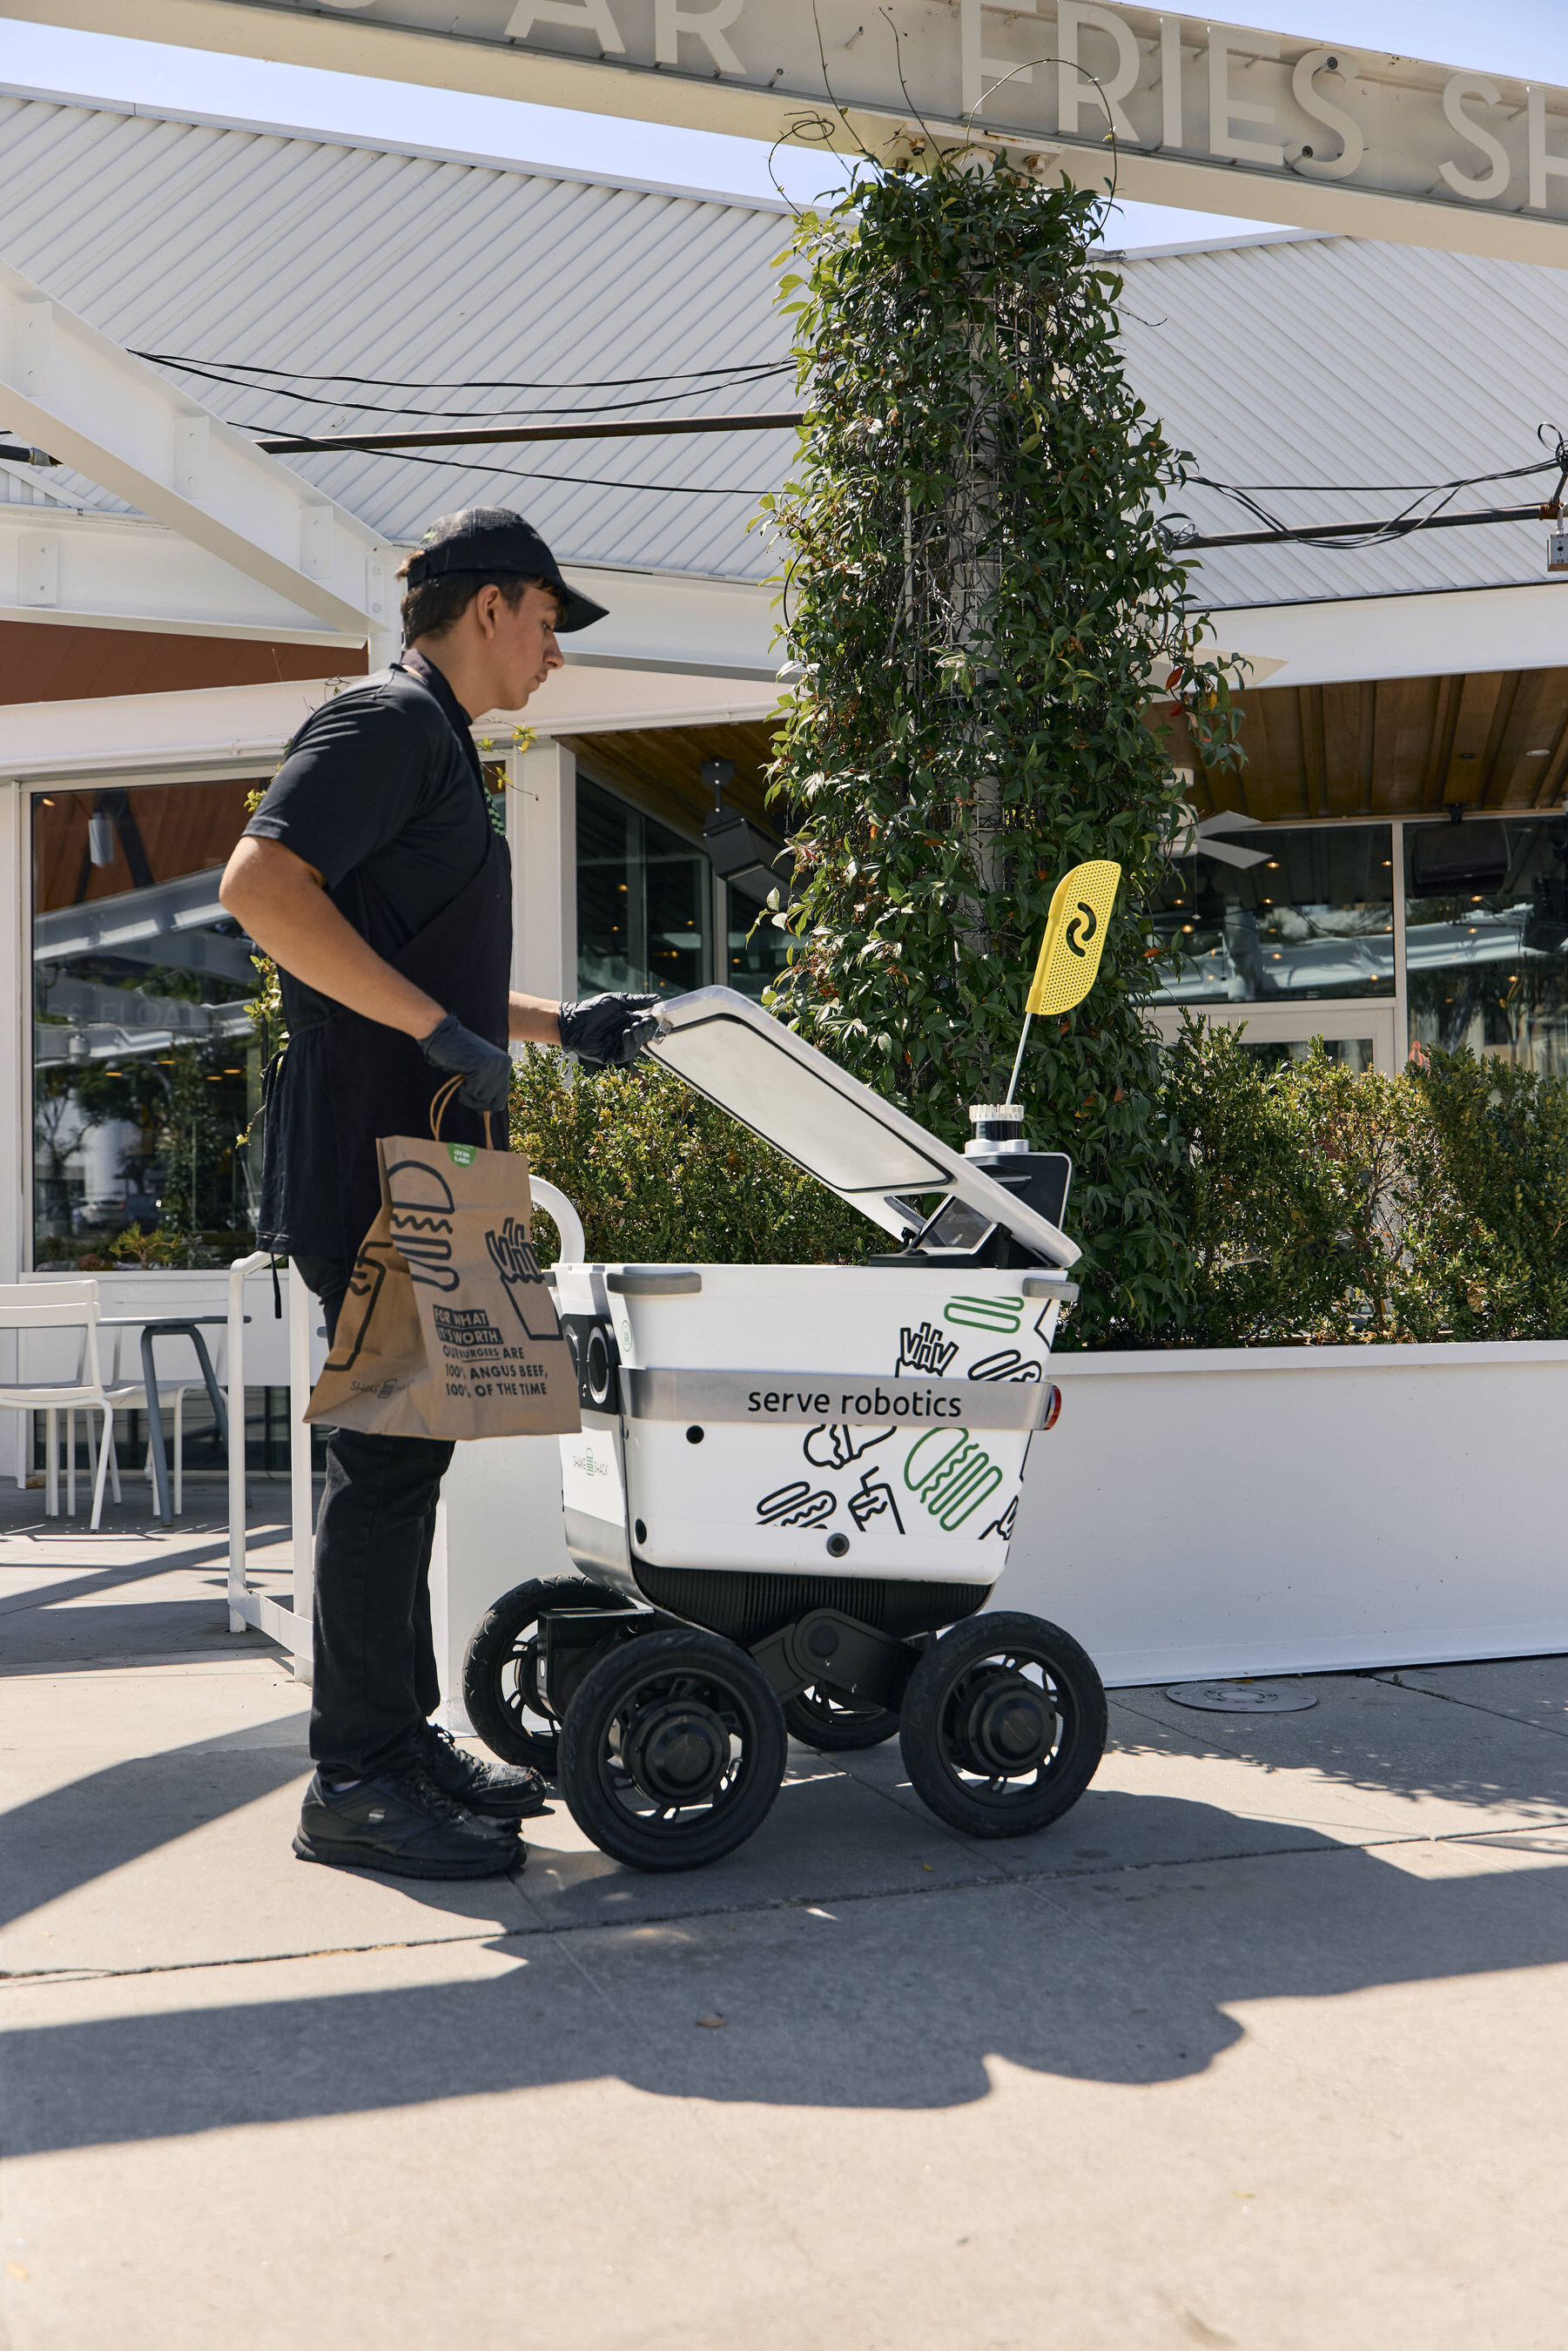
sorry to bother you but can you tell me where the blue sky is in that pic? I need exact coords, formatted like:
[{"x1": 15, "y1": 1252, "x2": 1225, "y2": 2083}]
[{"x1": 1, "y1": 5, "x2": 1565, "y2": 244}]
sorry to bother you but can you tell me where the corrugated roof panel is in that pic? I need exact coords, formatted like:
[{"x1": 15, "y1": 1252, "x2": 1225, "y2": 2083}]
[
  {"x1": 0, "y1": 94, "x2": 797, "y2": 582},
  {"x1": 1, "y1": 87, "x2": 1560, "y2": 615},
  {"x1": 1118, "y1": 234, "x2": 1566, "y2": 610}
]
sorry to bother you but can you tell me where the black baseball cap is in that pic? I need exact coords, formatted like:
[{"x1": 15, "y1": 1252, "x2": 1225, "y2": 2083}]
[{"x1": 404, "y1": 508, "x2": 608, "y2": 632}]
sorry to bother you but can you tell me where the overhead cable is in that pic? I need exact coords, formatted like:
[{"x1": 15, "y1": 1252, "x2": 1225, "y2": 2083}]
[
  {"x1": 136, "y1": 348, "x2": 793, "y2": 402},
  {"x1": 257, "y1": 411, "x2": 804, "y2": 455}
]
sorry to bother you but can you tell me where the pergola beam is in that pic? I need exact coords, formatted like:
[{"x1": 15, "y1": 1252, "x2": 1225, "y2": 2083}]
[
  {"x1": 0, "y1": 508, "x2": 375, "y2": 644},
  {"x1": 0, "y1": 261, "x2": 392, "y2": 645}
]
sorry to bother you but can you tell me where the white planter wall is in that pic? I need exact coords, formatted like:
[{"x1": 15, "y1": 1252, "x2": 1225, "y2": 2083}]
[
  {"x1": 1011, "y1": 1341, "x2": 1568, "y2": 1685},
  {"x1": 432, "y1": 1339, "x2": 1568, "y2": 1707}
]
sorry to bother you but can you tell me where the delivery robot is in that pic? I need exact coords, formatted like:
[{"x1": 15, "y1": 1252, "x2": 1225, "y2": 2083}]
[{"x1": 463, "y1": 986, "x2": 1107, "y2": 1872}]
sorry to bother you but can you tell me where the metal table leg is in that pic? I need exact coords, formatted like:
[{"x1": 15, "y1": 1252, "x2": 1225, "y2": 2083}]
[
  {"x1": 140, "y1": 1322, "x2": 229, "y2": 1526},
  {"x1": 140, "y1": 1325, "x2": 171, "y2": 1524}
]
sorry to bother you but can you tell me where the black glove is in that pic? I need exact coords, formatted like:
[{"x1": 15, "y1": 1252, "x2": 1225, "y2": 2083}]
[
  {"x1": 419, "y1": 1014, "x2": 513, "y2": 1117},
  {"x1": 557, "y1": 991, "x2": 662, "y2": 1069}
]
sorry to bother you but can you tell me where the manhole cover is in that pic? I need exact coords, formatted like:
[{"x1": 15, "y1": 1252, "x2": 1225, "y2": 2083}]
[{"x1": 1166, "y1": 1681, "x2": 1319, "y2": 1713}]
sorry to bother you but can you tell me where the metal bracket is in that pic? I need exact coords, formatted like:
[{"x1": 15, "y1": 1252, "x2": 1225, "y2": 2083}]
[{"x1": 752, "y1": 1607, "x2": 919, "y2": 1710}]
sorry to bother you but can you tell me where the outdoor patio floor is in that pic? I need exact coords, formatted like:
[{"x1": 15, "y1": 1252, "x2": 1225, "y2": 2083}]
[{"x1": 5, "y1": 1485, "x2": 1568, "y2": 2348}]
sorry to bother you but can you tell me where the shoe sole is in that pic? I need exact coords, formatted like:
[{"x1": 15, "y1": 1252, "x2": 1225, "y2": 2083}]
[
  {"x1": 293, "y1": 1829, "x2": 523, "y2": 1881},
  {"x1": 460, "y1": 1798, "x2": 554, "y2": 1822}
]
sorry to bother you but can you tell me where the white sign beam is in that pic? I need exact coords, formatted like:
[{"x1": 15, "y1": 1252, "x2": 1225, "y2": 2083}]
[
  {"x1": 11, "y1": 0, "x2": 1568, "y2": 264},
  {"x1": 0, "y1": 509, "x2": 379, "y2": 644},
  {"x1": 0, "y1": 259, "x2": 393, "y2": 641}
]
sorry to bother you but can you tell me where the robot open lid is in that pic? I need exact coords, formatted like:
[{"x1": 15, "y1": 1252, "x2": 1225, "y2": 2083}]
[{"x1": 644, "y1": 986, "x2": 1080, "y2": 1275}]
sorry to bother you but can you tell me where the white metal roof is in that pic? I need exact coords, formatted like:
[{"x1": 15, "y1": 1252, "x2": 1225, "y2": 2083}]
[
  {"x1": 0, "y1": 83, "x2": 1559, "y2": 616},
  {"x1": 0, "y1": 86, "x2": 795, "y2": 583},
  {"x1": 1115, "y1": 232, "x2": 1564, "y2": 613}
]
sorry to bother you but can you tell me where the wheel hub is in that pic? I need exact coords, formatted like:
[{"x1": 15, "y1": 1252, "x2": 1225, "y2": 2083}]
[
  {"x1": 960, "y1": 1670, "x2": 1055, "y2": 1775},
  {"x1": 624, "y1": 1698, "x2": 730, "y2": 1804}
]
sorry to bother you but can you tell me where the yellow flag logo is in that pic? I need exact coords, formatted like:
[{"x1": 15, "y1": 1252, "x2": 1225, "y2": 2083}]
[{"x1": 1025, "y1": 859, "x2": 1122, "y2": 1017}]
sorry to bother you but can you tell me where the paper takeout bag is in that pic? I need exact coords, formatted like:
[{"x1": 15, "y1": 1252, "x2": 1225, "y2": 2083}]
[{"x1": 305, "y1": 1131, "x2": 582, "y2": 1440}]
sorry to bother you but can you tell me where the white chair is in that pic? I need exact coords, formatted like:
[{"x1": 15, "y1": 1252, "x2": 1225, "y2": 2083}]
[{"x1": 0, "y1": 1280, "x2": 165, "y2": 1530}]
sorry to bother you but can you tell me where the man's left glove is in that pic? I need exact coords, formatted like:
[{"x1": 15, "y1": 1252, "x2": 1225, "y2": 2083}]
[
  {"x1": 558, "y1": 991, "x2": 662, "y2": 1069},
  {"x1": 419, "y1": 1014, "x2": 514, "y2": 1117}
]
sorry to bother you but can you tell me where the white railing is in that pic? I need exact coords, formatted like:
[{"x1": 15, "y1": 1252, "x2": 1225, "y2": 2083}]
[{"x1": 225, "y1": 1251, "x2": 313, "y2": 1675}]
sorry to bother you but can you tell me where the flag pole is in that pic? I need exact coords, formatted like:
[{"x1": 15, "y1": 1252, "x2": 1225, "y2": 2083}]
[{"x1": 1003, "y1": 1013, "x2": 1032, "y2": 1108}]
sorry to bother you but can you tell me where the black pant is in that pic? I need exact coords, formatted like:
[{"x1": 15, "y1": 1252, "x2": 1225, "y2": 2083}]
[{"x1": 296, "y1": 1257, "x2": 454, "y2": 1779}]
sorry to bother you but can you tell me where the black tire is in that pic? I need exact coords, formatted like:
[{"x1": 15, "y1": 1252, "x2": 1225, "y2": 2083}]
[
  {"x1": 898, "y1": 1611, "x2": 1106, "y2": 1840},
  {"x1": 783, "y1": 1686, "x2": 901, "y2": 1752},
  {"x1": 462, "y1": 1576, "x2": 622, "y2": 1774},
  {"x1": 558, "y1": 1628, "x2": 787, "y2": 1872}
]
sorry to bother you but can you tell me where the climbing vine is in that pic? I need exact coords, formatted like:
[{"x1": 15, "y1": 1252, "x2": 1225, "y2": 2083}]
[{"x1": 762, "y1": 148, "x2": 1242, "y2": 1341}]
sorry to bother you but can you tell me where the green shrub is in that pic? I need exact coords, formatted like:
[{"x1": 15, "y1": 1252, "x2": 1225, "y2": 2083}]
[
  {"x1": 509, "y1": 1048, "x2": 877, "y2": 1267},
  {"x1": 1161, "y1": 1021, "x2": 1568, "y2": 1346},
  {"x1": 508, "y1": 1026, "x2": 1568, "y2": 1349},
  {"x1": 1399, "y1": 1047, "x2": 1568, "y2": 1340}
]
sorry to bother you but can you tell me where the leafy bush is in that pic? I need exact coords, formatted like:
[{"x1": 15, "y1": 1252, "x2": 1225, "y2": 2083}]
[
  {"x1": 508, "y1": 1048, "x2": 877, "y2": 1267},
  {"x1": 1161, "y1": 1019, "x2": 1568, "y2": 1346},
  {"x1": 1400, "y1": 1046, "x2": 1568, "y2": 1341}
]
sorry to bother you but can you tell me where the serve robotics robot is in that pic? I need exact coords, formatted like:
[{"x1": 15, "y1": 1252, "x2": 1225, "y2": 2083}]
[{"x1": 463, "y1": 986, "x2": 1107, "y2": 1871}]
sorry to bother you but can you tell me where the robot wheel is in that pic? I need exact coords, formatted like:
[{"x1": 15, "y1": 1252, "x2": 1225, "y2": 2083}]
[
  {"x1": 557, "y1": 1627, "x2": 788, "y2": 1873},
  {"x1": 462, "y1": 1576, "x2": 623, "y2": 1775},
  {"x1": 898, "y1": 1611, "x2": 1107, "y2": 1839}
]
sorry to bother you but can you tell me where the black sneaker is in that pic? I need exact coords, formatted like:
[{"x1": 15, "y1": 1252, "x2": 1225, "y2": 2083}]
[
  {"x1": 293, "y1": 1763, "x2": 524, "y2": 1881},
  {"x1": 421, "y1": 1720, "x2": 554, "y2": 1821}
]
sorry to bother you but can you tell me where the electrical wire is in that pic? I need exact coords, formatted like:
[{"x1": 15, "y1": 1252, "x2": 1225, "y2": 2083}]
[
  {"x1": 346, "y1": 443, "x2": 777, "y2": 497},
  {"x1": 134, "y1": 349, "x2": 794, "y2": 418},
  {"x1": 1188, "y1": 457, "x2": 1558, "y2": 500}
]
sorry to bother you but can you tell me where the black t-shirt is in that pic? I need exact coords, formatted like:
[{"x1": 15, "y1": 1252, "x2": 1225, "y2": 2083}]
[{"x1": 244, "y1": 652, "x2": 492, "y2": 1025}]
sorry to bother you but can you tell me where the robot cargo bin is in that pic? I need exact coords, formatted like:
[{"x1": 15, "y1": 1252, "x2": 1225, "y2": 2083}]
[{"x1": 461, "y1": 988, "x2": 1109, "y2": 1876}]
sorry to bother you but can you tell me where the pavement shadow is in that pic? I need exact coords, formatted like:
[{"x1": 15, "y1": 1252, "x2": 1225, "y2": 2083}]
[
  {"x1": 8, "y1": 1824, "x2": 1568, "y2": 2153},
  {"x1": 0, "y1": 1528, "x2": 293, "y2": 1674},
  {"x1": 1108, "y1": 1674, "x2": 1568, "y2": 1822},
  {"x1": 0, "y1": 1718, "x2": 530, "y2": 1950}
]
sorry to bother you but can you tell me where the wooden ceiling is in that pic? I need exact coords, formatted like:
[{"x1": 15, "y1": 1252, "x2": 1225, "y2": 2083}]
[
  {"x1": 567, "y1": 670, "x2": 1568, "y2": 845},
  {"x1": 562, "y1": 720, "x2": 782, "y2": 846},
  {"x1": 1167, "y1": 668, "x2": 1568, "y2": 823}
]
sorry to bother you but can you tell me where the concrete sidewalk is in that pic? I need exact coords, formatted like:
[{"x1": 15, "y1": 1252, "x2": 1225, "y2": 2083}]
[{"x1": 5, "y1": 1497, "x2": 1568, "y2": 2349}]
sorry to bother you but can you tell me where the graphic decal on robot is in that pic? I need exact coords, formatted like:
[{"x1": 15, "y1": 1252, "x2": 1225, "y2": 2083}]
[
  {"x1": 967, "y1": 1348, "x2": 1043, "y2": 1384},
  {"x1": 757, "y1": 1480, "x2": 838, "y2": 1527},
  {"x1": 903, "y1": 1427, "x2": 1004, "y2": 1528},
  {"x1": 485, "y1": 1215, "x2": 566, "y2": 1344},
  {"x1": 803, "y1": 1423, "x2": 893, "y2": 1469},
  {"x1": 979, "y1": 1497, "x2": 1019, "y2": 1543},
  {"x1": 944, "y1": 1295, "x2": 1025, "y2": 1334},
  {"x1": 849, "y1": 1467, "x2": 905, "y2": 1534},
  {"x1": 897, "y1": 1322, "x2": 960, "y2": 1378}
]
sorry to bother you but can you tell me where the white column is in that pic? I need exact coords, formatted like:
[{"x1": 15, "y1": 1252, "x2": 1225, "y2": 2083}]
[
  {"x1": 288, "y1": 1263, "x2": 315, "y2": 1681},
  {"x1": 507, "y1": 738, "x2": 577, "y2": 1001},
  {"x1": 0, "y1": 780, "x2": 24, "y2": 1479}
]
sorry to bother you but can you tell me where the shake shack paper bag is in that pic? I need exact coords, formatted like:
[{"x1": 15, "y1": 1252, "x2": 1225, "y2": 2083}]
[{"x1": 306, "y1": 1134, "x2": 582, "y2": 1440}]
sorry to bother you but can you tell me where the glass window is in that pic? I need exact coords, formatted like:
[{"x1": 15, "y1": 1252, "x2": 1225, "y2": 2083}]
[
  {"x1": 1152, "y1": 824, "x2": 1396, "y2": 1003},
  {"x1": 1235, "y1": 1037, "x2": 1377, "y2": 1075},
  {"x1": 576, "y1": 775, "x2": 710, "y2": 998},
  {"x1": 1404, "y1": 816, "x2": 1568, "y2": 1074},
  {"x1": 31, "y1": 781, "x2": 264, "y2": 1269}
]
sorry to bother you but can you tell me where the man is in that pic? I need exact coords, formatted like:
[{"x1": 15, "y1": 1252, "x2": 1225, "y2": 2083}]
[{"x1": 220, "y1": 509, "x2": 657, "y2": 1883}]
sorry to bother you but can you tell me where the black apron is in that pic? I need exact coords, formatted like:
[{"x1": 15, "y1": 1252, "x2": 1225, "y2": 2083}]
[{"x1": 257, "y1": 814, "x2": 512, "y2": 1268}]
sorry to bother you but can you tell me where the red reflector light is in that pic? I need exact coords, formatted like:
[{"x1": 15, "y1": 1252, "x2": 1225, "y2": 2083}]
[{"x1": 1041, "y1": 1383, "x2": 1062, "y2": 1431}]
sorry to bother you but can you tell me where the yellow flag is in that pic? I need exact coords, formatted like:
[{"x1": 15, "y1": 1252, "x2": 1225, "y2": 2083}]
[{"x1": 1026, "y1": 859, "x2": 1122, "y2": 1017}]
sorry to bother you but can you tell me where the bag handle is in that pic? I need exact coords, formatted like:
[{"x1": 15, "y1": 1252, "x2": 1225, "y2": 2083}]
[{"x1": 429, "y1": 1074, "x2": 500, "y2": 1150}]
